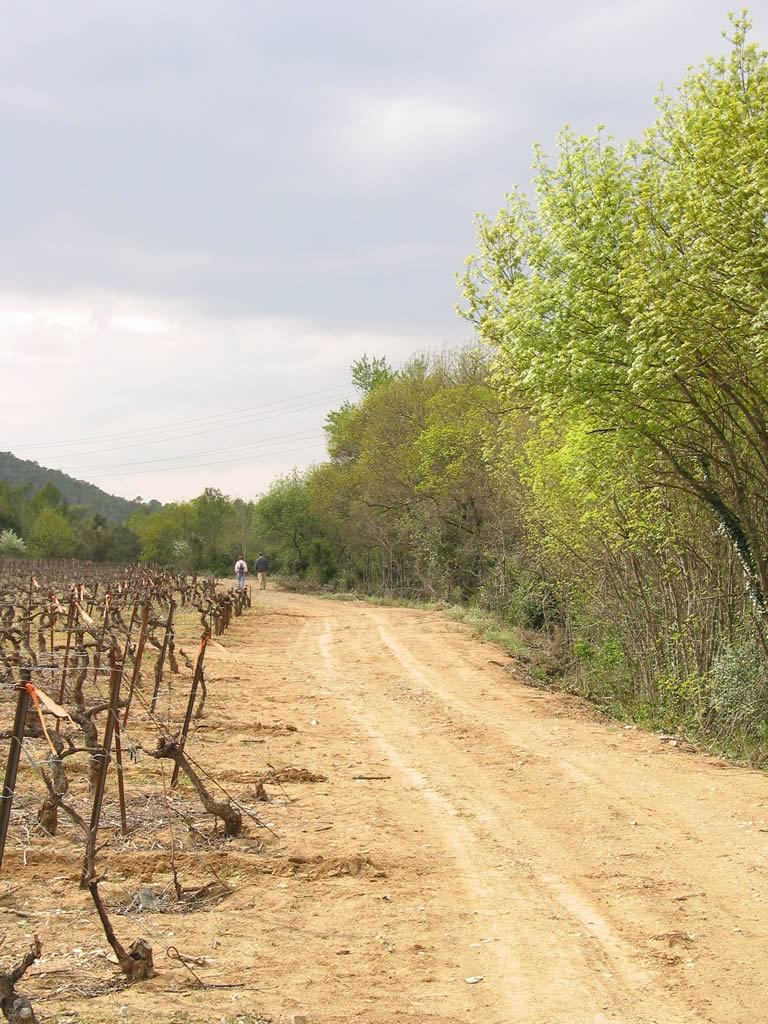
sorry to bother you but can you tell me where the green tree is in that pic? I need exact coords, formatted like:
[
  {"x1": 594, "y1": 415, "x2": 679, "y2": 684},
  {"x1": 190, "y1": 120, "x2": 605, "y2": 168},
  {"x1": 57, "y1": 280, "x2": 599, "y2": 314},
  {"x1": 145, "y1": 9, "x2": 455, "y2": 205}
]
[
  {"x1": 0, "y1": 482, "x2": 26, "y2": 536},
  {"x1": 351, "y1": 354, "x2": 395, "y2": 394},
  {"x1": 459, "y1": 14, "x2": 768, "y2": 643},
  {"x1": 252, "y1": 471, "x2": 316, "y2": 573},
  {"x1": 188, "y1": 488, "x2": 241, "y2": 572},
  {"x1": 24, "y1": 482, "x2": 68, "y2": 532},
  {"x1": 129, "y1": 489, "x2": 246, "y2": 571},
  {"x1": 103, "y1": 523, "x2": 141, "y2": 563},
  {"x1": 312, "y1": 349, "x2": 529, "y2": 601},
  {"x1": 129, "y1": 503, "x2": 194, "y2": 566},
  {"x1": 76, "y1": 514, "x2": 111, "y2": 561},
  {"x1": 28, "y1": 506, "x2": 77, "y2": 558}
]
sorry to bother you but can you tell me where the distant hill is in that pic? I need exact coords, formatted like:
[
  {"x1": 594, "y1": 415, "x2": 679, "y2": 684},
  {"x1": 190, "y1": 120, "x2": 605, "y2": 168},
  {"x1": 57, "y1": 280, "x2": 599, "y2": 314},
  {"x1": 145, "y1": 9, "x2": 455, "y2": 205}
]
[{"x1": 0, "y1": 451, "x2": 161, "y2": 523}]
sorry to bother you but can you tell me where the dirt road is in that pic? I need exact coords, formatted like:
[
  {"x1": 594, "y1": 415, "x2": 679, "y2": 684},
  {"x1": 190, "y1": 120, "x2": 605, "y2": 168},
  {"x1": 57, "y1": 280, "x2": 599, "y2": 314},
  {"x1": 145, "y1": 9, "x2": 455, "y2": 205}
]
[{"x1": 5, "y1": 588, "x2": 768, "y2": 1023}]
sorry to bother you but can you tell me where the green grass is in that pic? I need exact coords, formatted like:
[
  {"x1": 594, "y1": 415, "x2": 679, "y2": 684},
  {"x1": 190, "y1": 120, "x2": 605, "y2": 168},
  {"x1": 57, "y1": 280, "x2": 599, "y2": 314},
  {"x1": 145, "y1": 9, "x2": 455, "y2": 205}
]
[{"x1": 443, "y1": 605, "x2": 531, "y2": 657}]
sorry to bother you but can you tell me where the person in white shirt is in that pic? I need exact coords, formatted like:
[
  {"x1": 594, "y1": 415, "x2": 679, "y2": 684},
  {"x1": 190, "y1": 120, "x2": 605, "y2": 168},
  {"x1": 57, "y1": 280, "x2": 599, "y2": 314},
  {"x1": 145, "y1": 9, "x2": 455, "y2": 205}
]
[{"x1": 234, "y1": 556, "x2": 248, "y2": 590}]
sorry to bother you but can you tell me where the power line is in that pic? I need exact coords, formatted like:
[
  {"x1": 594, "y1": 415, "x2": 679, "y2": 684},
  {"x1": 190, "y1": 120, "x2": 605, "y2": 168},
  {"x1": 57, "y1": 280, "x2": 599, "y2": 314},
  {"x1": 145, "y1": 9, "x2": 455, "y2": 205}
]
[
  {"x1": 32, "y1": 393, "x2": 354, "y2": 463},
  {"x1": 100, "y1": 441, "x2": 329, "y2": 478},
  {"x1": 66, "y1": 427, "x2": 325, "y2": 473},
  {"x1": 12, "y1": 383, "x2": 354, "y2": 452}
]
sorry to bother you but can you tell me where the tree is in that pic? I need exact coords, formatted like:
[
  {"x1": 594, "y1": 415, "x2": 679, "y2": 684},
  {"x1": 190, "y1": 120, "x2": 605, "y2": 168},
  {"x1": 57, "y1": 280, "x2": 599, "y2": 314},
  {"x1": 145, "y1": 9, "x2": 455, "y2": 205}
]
[
  {"x1": 28, "y1": 507, "x2": 77, "y2": 558},
  {"x1": 311, "y1": 349, "x2": 530, "y2": 601},
  {"x1": 76, "y1": 514, "x2": 110, "y2": 561},
  {"x1": 129, "y1": 503, "x2": 193, "y2": 566},
  {"x1": 458, "y1": 14, "x2": 768, "y2": 643},
  {"x1": 351, "y1": 355, "x2": 395, "y2": 394},
  {"x1": 24, "y1": 482, "x2": 68, "y2": 533},
  {"x1": 0, "y1": 482, "x2": 25, "y2": 536},
  {"x1": 188, "y1": 488, "x2": 241, "y2": 572},
  {"x1": 252, "y1": 472, "x2": 317, "y2": 573}
]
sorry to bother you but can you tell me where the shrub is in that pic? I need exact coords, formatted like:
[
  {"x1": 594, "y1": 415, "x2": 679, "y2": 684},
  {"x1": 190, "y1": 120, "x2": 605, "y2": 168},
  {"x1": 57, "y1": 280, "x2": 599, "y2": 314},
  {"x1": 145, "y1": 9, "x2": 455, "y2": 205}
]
[
  {"x1": 706, "y1": 640, "x2": 768, "y2": 745},
  {"x1": 0, "y1": 529, "x2": 26, "y2": 556}
]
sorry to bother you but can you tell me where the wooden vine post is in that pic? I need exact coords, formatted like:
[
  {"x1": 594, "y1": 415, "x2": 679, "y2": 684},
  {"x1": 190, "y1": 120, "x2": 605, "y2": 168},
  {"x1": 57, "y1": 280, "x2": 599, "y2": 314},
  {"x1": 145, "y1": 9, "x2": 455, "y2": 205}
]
[
  {"x1": 80, "y1": 651, "x2": 123, "y2": 887},
  {"x1": 0, "y1": 671, "x2": 32, "y2": 873},
  {"x1": 150, "y1": 597, "x2": 176, "y2": 713},
  {"x1": 122, "y1": 587, "x2": 153, "y2": 728},
  {"x1": 170, "y1": 633, "x2": 209, "y2": 789}
]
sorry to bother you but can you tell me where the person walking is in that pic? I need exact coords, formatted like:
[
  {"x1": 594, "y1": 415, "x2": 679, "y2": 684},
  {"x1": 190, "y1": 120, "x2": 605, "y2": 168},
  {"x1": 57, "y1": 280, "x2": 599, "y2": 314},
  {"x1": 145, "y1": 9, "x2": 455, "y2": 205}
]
[
  {"x1": 254, "y1": 552, "x2": 269, "y2": 590},
  {"x1": 234, "y1": 555, "x2": 248, "y2": 590}
]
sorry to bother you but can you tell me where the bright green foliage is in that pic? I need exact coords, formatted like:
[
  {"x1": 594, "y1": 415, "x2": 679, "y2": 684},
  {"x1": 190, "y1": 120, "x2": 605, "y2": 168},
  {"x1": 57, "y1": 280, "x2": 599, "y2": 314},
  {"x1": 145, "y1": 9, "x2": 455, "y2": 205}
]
[
  {"x1": 128, "y1": 489, "x2": 246, "y2": 572},
  {"x1": 0, "y1": 477, "x2": 146, "y2": 563},
  {"x1": 459, "y1": 14, "x2": 768, "y2": 622},
  {"x1": 451, "y1": 15, "x2": 768, "y2": 752},
  {"x1": 324, "y1": 356, "x2": 396, "y2": 463},
  {"x1": 324, "y1": 401, "x2": 366, "y2": 463},
  {"x1": 188, "y1": 488, "x2": 244, "y2": 571},
  {"x1": 24, "y1": 482, "x2": 69, "y2": 531},
  {"x1": 129, "y1": 502, "x2": 195, "y2": 566},
  {"x1": 351, "y1": 354, "x2": 395, "y2": 394}
]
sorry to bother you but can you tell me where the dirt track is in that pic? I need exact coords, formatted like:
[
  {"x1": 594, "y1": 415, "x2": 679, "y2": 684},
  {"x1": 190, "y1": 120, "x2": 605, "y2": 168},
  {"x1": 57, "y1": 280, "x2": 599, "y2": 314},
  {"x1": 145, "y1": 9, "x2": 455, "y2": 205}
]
[{"x1": 4, "y1": 588, "x2": 768, "y2": 1023}]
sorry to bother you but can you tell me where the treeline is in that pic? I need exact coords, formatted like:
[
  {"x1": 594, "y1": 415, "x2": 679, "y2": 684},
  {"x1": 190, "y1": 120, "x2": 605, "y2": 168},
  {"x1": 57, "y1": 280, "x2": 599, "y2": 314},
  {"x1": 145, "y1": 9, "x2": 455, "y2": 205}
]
[
  {"x1": 0, "y1": 478, "x2": 263, "y2": 575},
  {"x1": 254, "y1": 338, "x2": 768, "y2": 760},
  {"x1": 0, "y1": 451, "x2": 152, "y2": 523},
  {"x1": 0, "y1": 481, "x2": 142, "y2": 562},
  {"x1": 453, "y1": 16, "x2": 768, "y2": 755}
]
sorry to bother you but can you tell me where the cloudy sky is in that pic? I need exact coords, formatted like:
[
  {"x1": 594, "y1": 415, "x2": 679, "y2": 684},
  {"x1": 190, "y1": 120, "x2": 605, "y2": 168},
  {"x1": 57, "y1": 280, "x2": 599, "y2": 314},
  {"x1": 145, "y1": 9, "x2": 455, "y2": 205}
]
[{"x1": 2, "y1": 1, "x2": 764, "y2": 504}]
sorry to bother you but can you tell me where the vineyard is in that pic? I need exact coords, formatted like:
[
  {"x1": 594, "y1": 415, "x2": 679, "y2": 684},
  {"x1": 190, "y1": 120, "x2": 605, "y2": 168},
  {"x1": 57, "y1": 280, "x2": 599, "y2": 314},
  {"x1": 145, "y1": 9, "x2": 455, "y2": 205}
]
[
  {"x1": 0, "y1": 558, "x2": 257, "y2": 1021},
  {"x1": 1, "y1": 556, "x2": 768, "y2": 1024}
]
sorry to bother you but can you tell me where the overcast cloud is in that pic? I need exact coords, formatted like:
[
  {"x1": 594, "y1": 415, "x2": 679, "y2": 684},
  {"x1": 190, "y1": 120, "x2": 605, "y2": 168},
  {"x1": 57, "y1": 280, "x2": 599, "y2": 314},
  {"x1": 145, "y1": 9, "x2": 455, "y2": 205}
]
[{"x1": 2, "y1": 1, "x2": 764, "y2": 503}]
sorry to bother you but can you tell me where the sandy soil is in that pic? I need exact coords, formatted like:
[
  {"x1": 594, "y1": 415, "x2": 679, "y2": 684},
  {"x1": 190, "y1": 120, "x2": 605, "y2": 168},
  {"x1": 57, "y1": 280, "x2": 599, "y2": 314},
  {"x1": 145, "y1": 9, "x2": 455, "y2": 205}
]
[{"x1": 2, "y1": 587, "x2": 768, "y2": 1024}]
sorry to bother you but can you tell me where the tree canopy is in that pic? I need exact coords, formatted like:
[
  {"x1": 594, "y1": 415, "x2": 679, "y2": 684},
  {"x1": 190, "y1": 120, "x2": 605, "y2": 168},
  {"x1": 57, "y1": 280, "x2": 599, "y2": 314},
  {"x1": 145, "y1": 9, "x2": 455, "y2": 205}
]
[{"x1": 458, "y1": 14, "x2": 768, "y2": 620}]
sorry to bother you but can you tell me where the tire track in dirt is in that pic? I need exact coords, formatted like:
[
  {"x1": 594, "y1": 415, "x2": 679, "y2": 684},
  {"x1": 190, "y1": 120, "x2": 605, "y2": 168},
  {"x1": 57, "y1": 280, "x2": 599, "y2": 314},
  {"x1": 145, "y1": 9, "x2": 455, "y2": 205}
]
[
  {"x1": 339, "y1": 604, "x2": 768, "y2": 1024},
  {"x1": 19, "y1": 589, "x2": 764, "y2": 1024},
  {"x1": 366, "y1": 609, "x2": 768, "y2": 919},
  {"x1": 316, "y1": 610, "x2": 698, "y2": 1024}
]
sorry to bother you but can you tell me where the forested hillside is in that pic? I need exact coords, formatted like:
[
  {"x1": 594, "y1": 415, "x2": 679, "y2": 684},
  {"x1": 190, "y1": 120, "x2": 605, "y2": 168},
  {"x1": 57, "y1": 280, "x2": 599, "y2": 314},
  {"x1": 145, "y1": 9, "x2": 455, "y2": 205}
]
[
  {"x1": 0, "y1": 453, "x2": 160, "y2": 561},
  {"x1": 0, "y1": 451, "x2": 156, "y2": 523}
]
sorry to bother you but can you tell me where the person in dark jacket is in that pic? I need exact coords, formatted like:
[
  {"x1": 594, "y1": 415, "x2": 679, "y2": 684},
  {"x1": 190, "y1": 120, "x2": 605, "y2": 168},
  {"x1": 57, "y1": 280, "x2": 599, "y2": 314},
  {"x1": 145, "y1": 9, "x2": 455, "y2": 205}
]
[{"x1": 254, "y1": 552, "x2": 269, "y2": 590}]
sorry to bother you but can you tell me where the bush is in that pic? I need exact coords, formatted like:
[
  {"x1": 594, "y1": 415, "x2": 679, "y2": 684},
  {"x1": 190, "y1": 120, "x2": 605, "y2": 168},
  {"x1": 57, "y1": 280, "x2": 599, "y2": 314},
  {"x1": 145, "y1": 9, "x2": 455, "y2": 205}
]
[
  {"x1": 171, "y1": 539, "x2": 192, "y2": 569},
  {"x1": 0, "y1": 529, "x2": 26, "y2": 556},
  {"x1": 706, "y1": 639, "x2": 768, "y2": 745},
  {"x1": 307, "y1": 538, "x2": 337, "y2": 584}
]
